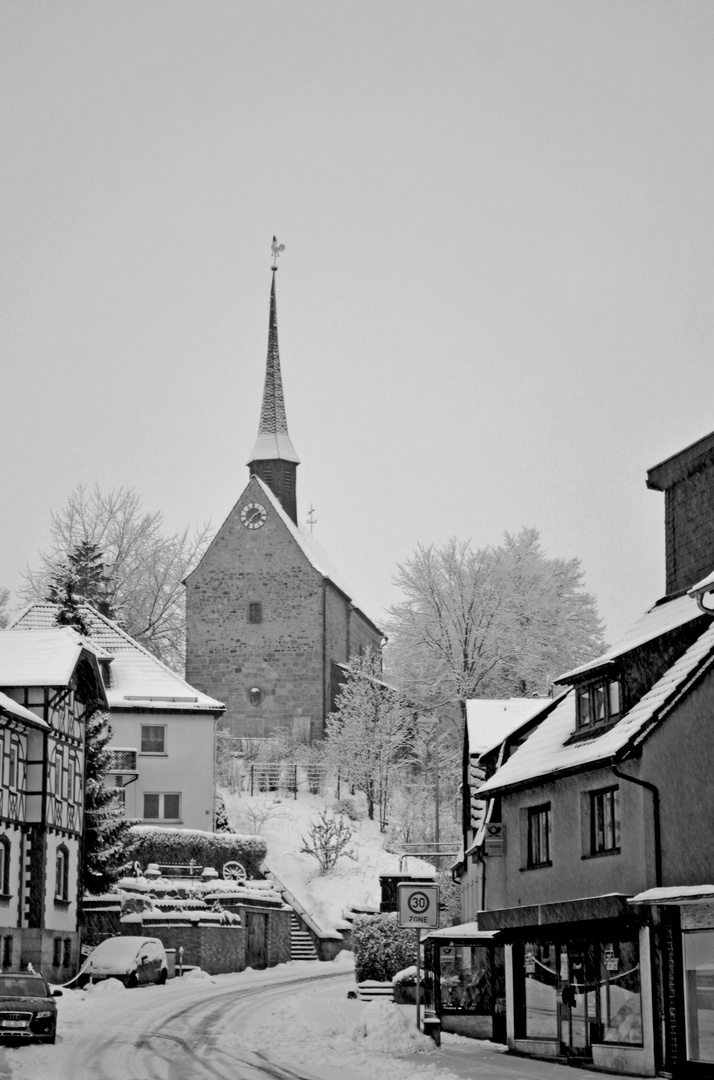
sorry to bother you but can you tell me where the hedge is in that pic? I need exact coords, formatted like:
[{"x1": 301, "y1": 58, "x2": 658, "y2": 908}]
[
  {"x1": 352, "y1": 912, "x2": 417, "y2": 983},
  {"x1": 128, "y1": 825, "x2": 266, "y2": 879}
]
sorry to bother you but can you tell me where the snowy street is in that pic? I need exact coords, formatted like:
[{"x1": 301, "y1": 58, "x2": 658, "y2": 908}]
[{"x1": 0, "y1": 955, "x2": 646, "y2": 1080}]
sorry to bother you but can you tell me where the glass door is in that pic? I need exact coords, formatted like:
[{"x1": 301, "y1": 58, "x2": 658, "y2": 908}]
[{"x1": 558, "y1": 943, "x2": 599, "y2": 1057}]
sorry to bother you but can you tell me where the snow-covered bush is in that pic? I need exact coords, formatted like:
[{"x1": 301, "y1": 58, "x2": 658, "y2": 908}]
[
  {"x1": 332, "y1": 797, "x2": 362, "y2": 821},
  {"x1": 352, "y1": 913, "x2": 417, "y2": 983},
  {"x1": 129, "y1": 825, "x2": 266, "y2": 877}
]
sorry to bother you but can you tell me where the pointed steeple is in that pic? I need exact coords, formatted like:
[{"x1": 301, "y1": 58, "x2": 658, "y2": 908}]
[{"x1": 248, "y1": 240, "x2": 300, "y2": 523}]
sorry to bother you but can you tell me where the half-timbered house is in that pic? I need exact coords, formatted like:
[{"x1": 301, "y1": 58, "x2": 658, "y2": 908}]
[{"x1": 0, "y1": 628, "x2": 107, "y2": 980}]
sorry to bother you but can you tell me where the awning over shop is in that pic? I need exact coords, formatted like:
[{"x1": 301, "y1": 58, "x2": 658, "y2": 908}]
[
  {"x1": 478, "y1": 893, "x2": 634, "y2": 932},
  {"x1": 630, "y1": 885, "x2": 714, "y2": 905}
]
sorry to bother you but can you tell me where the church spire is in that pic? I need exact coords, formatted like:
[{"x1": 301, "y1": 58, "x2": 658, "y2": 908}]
[{"x1": 248, "y1": 239, "x2": 300, "y2": 523}]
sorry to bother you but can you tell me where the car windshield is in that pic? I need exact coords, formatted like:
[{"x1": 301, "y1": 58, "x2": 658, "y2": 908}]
[
  {"x1": 90, "y1": 939, "x2": 143, "y2": 963},
  {"x1": 0, "y1": 976, "x2": 48, "y2": 998}
]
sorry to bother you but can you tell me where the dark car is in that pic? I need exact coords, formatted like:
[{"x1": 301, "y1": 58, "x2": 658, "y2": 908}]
[
  {"x1": 79, "y1": 936, "x2": 168, "y2": 988},
  {"x1": 0, "y1": 971, "x2": 60, "y2": 1044}
]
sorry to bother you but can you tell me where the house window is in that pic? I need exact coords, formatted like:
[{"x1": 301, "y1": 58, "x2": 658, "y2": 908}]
[
  {"x1": 0, "y1": 837, "x2": 10, "y2": 895},
  {"x1": 140, "y1": 725, "x2": 166, "y2": 754},
  {"x1": 63, "y1": 938, "x2": 72, "y2": 968},
  {"x1": 591, "y1": 787, "x2": 620, "y2": 854},
  {"x1": 527, "y1": 804, "x2": 551, "y2": 867},
  {"x1": 55, "y1": 845, "x2": 69, "y2": 902},
  {"x1": 7, "y1": 745, "x2": 17, "y2": 789},
  {"x1": 576, "y1": 679, "x2": 621, "y2": 733},
  {"x1": 2, "y1": 937, "x2": 12, "y2": 968},
  {"x1": 53, "y1": 938, "x2": 62, "y2": 967},
  {"x1": 143, "y1": 793, "x2": 181, "y2": 821},
  {"x1": 248, "y1": 602, "x2": 263, "y2": 624}
]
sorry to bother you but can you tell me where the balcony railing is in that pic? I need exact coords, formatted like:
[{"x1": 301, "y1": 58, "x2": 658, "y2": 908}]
[{"x1": 106, "y1": 747, "x2": 138, "y2": 773}]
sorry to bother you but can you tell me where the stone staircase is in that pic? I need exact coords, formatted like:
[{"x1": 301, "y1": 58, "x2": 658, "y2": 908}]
[{"x1": 290, "y1": 912, "x2": 318, "y2": 961}]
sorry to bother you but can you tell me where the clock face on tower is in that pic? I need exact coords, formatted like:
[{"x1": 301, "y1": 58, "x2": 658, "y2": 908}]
[{"x1": 240, "y1": 502, "x2": 267, "y2": 530}]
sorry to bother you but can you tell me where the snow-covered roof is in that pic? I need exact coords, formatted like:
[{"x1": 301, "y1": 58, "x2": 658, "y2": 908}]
[
  {"x1": 199, "y1": 477, "x2": 383, "y2": 635},
  {"x1": 466, "y1": 698, "x2": 550, "y2": 757},
  {"x1": 630, "y1": 885, "x2": 714, "y2": 905},
  {"x1": 423, "y1": 923, "x2": 499, "y2": 941},
  {"x1": 556, "y1": 593, "x2": 703, "y2": 683},
  {"x1": 0, "y1": 689, "x2": 48, "y2": 729},
  {"x1": 0, "y1": 627, "x2": 106, "y2": 688},
  {"x1": 11, "y1": 605, "x2": 224, "y2": 713},
  {"x1": 478, "y1": 618, "x2": 714, "y2": 796},
  {"x1": 249, "y1": 431, "x2": 300, "y2": 464}
]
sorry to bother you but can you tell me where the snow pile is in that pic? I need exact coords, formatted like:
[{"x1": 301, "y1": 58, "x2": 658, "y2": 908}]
[
  {"x1": 351, "y1": 1000, "x2": 434, "y2": 1053},
  {"x1": 85, "y1": 978, "x2": 126, "y2": 995}
]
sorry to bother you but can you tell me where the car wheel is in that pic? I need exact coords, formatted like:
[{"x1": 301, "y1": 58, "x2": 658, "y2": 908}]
[
  {"x1": 126, "y1": 973, "x2": 138, "y2": 989},
  {"x1": 158, "y1": 969, "x2": 167, "y2": 985}
]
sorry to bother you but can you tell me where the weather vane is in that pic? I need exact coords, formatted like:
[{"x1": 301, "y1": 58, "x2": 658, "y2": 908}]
[
  {"x1": 307, "y1": 504, "x2": 317, "y2": 534},
  {"x1": 271, "y1": 236, "x2": 285, "y2": 269}
]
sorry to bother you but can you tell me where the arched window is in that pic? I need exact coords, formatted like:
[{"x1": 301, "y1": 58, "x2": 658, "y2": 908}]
[
  {"x1": 55, "y1": 845, "x2": 69, "y2": 903},
  {"x1": 0, "y1": 837, "x2": 10, "y2": 896}
]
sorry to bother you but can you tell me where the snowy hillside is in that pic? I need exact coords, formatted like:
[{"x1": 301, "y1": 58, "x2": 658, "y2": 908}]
[{"x1": 221, "y1": 787, "x2": 436, "y2": 935}]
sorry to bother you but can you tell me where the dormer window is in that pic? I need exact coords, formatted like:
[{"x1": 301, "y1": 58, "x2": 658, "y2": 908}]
[{"x1": 576, "y1": 678, "x2": 621, "y2": 733}]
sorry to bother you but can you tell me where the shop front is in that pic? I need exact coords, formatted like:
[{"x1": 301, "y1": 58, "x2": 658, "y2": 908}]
[
  {"x1": 479, "y1": 895, "x2": 656, "y2": 1076},
  {"x1": 631, "y1": 887, "x2": 714, "y2": 1078},
  {"x1": 423, "y1": 924, "x2": 505, "y2": 1041}
]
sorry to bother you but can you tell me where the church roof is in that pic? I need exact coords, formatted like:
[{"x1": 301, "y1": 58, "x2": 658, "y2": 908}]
[
  {"x1": 11, "y1": 604, "x2": 224, "y2": 713},
  {"x1": 248, "y1": 271, "x2": 300, "y2": 466},
  {"x1": 251, "y1": 477, "x2": 383, "y2": 636}
]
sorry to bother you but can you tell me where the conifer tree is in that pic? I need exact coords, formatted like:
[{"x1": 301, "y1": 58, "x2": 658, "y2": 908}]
[{"x1": 82, "y1": 711, "x2": 133, "y2": 895}]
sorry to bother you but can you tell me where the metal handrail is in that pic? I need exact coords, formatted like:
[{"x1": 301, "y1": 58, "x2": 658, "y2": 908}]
[{"x1": 262, "y1": 866, "x2": 342, "y2": 941}]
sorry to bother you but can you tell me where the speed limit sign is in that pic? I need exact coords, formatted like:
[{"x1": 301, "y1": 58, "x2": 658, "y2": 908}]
[{"x1": 397, "y1": 882, "x2": 440, "y2": 928}]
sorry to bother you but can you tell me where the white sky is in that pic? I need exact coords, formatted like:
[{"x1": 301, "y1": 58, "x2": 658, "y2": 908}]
[{"x1": 3, "y1": 1, "x2": 714, "y2": 644}]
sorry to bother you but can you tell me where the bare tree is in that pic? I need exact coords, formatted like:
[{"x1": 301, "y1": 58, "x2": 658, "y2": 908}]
[
  {"x1": 20, "y1": 484, "x2": 211, "y2": 672},
  {"x1": 387, "y1": 528, "x2": 606, "y2": 721},
  {"x1": 324, "y1": 650, "x2": 416, "y2": 828}
]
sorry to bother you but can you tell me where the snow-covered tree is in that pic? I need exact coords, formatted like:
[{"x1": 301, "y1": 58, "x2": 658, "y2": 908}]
[
  {"x1": 387, "y1": 528, "x2": 606, "y2": 720},
  {"x1": 300, "y1": 809, "x2": 356, "y2": 873},
  {"x1": 324, "y1": 650, "x2": 416, "y2": 827},
  {"x1": 21, "y1": 483, "x2": 211, "y2": 671},
  {"x1": 0, "y1": 587, "x2": 10, "y2": 629},
  {"x1": 82, "y1": 711, "x2": 133, "y2": 895}
]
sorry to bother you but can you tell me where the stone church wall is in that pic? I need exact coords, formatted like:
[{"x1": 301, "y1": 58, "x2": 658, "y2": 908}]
[{"x1": 186, "y1": 481, "x2": 324, "y2": 741}]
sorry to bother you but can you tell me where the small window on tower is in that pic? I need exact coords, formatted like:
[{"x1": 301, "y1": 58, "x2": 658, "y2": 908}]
[{"x1": 248, "y1": 602, "x2": 263, "y2": 624}]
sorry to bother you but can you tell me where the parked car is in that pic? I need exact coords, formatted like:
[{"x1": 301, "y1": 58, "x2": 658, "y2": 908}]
[
  {"x1": 0, "y1": 971, "x2": 60, "y2": 1044},
  {"x1": 79, "y1": 936, "x2": 168, "y2": 988}
]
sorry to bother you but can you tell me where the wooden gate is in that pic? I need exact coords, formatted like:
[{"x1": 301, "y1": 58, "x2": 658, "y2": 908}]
[{"x1": 245, "y1": 911, "x2": 269, "y2": 969}]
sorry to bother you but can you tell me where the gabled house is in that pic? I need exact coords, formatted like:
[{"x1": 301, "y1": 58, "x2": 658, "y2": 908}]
[
  {"x1": 12, "y1": 604, "x2": 224, "y2": 831},
  {"x1": 0, "y1": 628, "x2": 106, "y2": 979},
  {"x1": 459, "y1": 428, "x2": 714, "y2": 1078}
]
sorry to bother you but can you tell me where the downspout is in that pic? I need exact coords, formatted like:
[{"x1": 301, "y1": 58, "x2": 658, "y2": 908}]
[
  {"x1": 611, "y1": 761, "x2": 662, "y2": 888},
  {"x1": 321, "y1": 579, "x2": 327, "y2": 738}
]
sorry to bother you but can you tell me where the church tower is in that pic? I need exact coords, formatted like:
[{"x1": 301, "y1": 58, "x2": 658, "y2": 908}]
[
  {"x1": 247, "y1": 241, "x2": 300, "y2": 524},
  {"x1": 185, "y1": 240, "x2": 383, "y2": 742}
]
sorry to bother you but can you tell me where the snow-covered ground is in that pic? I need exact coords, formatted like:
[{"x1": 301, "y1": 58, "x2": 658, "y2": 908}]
[
  {"x1": 222, "y1": 787, "x2": 435, "y2": 934},
  {"x1": 2, "y1": 955, "x2": 464, "y2": 1080}
]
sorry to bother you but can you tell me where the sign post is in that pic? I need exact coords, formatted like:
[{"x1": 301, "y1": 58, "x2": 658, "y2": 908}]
[{"x1": 397, "y1": 882, "x2": 440, "y2": 1031}]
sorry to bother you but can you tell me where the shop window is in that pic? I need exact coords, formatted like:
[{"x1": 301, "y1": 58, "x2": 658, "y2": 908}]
[
  {"x1": 63, "y1": 938, "x2": 72, "y2": 968},
  {"x1": 55, "y1": 845, "x2": 69, "y2": 902},
  {"x1": 53, "y1": 938, "x2": 62, "y2": 967},
  {"x1": 684, "y1": 930, "x2": 714, "y2": 1063},
  {"x1": 527, "y1": 804, "x2": 551, "y2": 867},
  {"x1": 140, "y1": 725, "x2": 166, "y2": 754},
  {"x1": 576, "y1": 679, "x2": 621, "y2": 734},
  {"x1": 591, "y1": 787, "x2": 620, "y2": 854},
  {"x1": 599, "y1": 938, "x2": 642, "y2": 1044},
  {"x1": 438, "y1": 945, "x2": 494, "y2": 1012},
  {"x1": 2, "y1": 937, "x2": 12, "y2": 968},
  {"x1": 143, "y1": 793, "x2": 181, "y2": 821},
  {"x1": 518, "y1": 942, "x2": 558, "y2": 1038}
]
